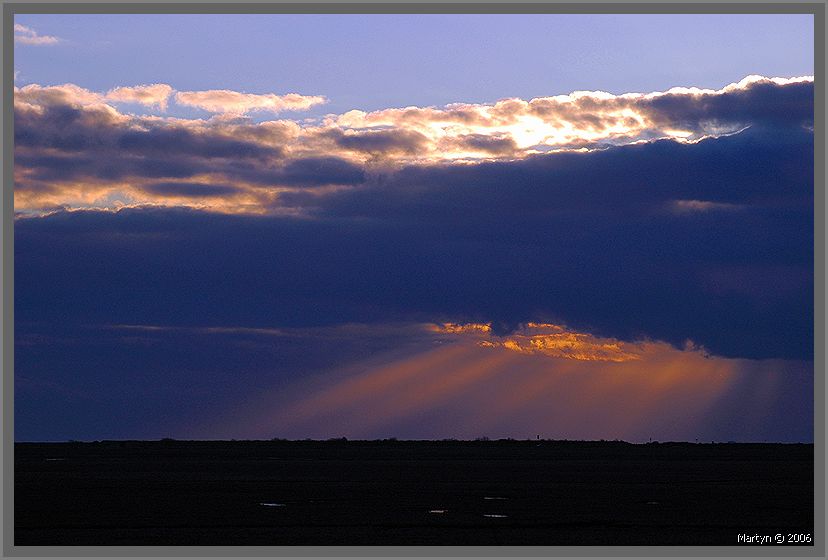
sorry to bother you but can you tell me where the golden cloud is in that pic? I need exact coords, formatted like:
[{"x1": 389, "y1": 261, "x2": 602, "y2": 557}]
[
  {"x1": 174, "y1": 89, "x2": 327, "y2": 115},
  {"x1": 106, "y1": 84, "x2": 174, "y2": 110},
  {"x1": 433, "y1": 322, "x2": 642, "y2": 362}
]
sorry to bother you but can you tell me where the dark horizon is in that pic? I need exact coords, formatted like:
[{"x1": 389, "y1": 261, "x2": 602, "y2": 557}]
[{"x1": 15, "y1": 438, "x2": 814, "y2": 546}]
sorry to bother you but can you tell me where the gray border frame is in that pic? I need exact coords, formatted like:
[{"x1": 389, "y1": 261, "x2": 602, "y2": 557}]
[{"x1": 1, "y1": 1, "x2": 824, "y2": 558}]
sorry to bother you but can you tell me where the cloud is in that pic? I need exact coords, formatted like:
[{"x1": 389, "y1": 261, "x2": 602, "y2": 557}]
[
  {"x1": 13, "y1": 76, "x2": 814, "y2": 215},
  {"x1": 670, "y1": 199, "x2": 744, "y2": 213},
  {"x1": 433, "y1": 322, "x2": 642, "y2": 362},
  {"x1": 330, "y1": 128, "x2": 431, "y2": 156},
  {"x1": 12, "y1": 97, "x2": 362, "y2": 212},
  {"x1": 139, "y1": 181, "x2": 242, "y2": 198},
  {"x1": 12, "y1": 76, "x2": 813, "y2": 362},
  {"x1": 329, "y1": 75, "x2": 813, "y2": 158},
  {"x1": 14, "y1": 91, "x2": 277, "y2": 177},
  {"x1": 105, "y1": 84, "x2": 174, "y2": 110},
  {"x1": 15, "y1": 82, "x2": 323, "y2": 117},
  {"x1": 15, "y1": 113, "x2": 813, "y2": 362},
  {"x1": 14, "y1": 23, "x2": 61, "y2": 46},
  {"x1": 447, "y1": 133, "x2": 518, "y2": 155},
  {"x1": 174, "y1": 89, "x2": 327, "y2": 115},
  {"x1": 273, "y1": 157, "x2": 367, "y2": 187},
  {"x1": 14, "y1": 83, "x2": 109, "y2": 109}
]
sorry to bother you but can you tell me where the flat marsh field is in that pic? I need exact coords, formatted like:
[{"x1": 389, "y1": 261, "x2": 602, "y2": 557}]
[{"x1": 14, "y1": 440, "x2": 814, "y2": 546}]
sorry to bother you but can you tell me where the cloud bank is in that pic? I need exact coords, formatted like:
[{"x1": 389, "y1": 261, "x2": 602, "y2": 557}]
[
  {"x1": 13, "y1": 77, "x2": 814, "y2": 360},
  {"x1": 13, "y1": 75, "x2": 813, "y2": 216}
]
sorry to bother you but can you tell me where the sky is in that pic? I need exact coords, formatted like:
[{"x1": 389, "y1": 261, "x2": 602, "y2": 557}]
[{"x1": 13, "y1": 13, "x2": 815, "y2": 442}]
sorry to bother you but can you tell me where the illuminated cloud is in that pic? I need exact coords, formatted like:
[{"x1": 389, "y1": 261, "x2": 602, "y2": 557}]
[
  {"x1": 14, "y1": 83, "x2": 109, "y2": 108},
  {"x1": 13, "y1": 75, "x2": 814, "y2": 216},
  {"x1": 483, "y1": 325, "x2": 642, "y2": 362},
  {"x1": 106, "y1": 84, "x2": 174, "y2": 110},
  {"x1": 431, "y1": 322, "x2": 492, "y2": 335},
  {"x1": 174, "y1": 89, "x2": 327, "y2": 115},
  {"x1": 327, "y1": 75, "x2": 813, "y2": 159},
  {"x1": 432, "y1": 322, "x2": 641, "y2": 361},
  {"x1": 14, "y1": 23, "x2": 61, "y2": 46}
]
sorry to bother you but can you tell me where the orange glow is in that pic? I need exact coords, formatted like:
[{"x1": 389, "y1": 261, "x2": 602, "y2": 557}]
[
  {"x1": 432, "y1": 321, "x2": 642, "y2": 362},
  {"x1": 480, "y1": 332, "x2": 641, "y2": 362},
  {"x1": 277, "y1": 344, "x2": 472, "y2": 426},
  {"x1": 192, "y1": 323, "x2": 808, "y2": 442}
]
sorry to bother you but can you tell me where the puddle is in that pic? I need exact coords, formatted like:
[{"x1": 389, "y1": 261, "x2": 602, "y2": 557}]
[
  {"x1": 483, "y1": 514, "x2": 508, "y2": 518},
  {"x1": 429, "y1": 509, "x2": 448, "y2": 514},
  {"x1": 483, "y1": 496, "x2": 507, "y2": 500},
  {"x1": 259, "y1": 502, "x2": 286, "y2": 507}
]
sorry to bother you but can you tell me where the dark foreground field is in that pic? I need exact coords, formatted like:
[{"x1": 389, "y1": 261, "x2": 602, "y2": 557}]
[{"x1": 15, "y1": 439, "x2": 813, "y2": 546}]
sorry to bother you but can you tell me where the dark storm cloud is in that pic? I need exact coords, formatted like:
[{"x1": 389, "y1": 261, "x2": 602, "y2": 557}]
[
  {"x1": 450, "y1": 134, "x2": 518, "y2": 155},
  {"x1": 17, "y1": 152, "x2": 202, "y2": 182},
  {"x1": 15, "y1": 119, "x2": 813, "y2": 361},
  {"x1": 276, "y1": 157, "x2": 367, "y2": 187},
  {"x1": 15, "y1": 152, "x2": 96, "y2": 180},
  {"x1": 191, "y1": 156, "x2": 367, "y2": 189},
  {"x1": 14, "y1": 100, "x2": 369, "y2": 191},
  {"x1": 115, "y1": 127, "x2": 275, "y2": 160},
  {"x1": 524, "y1": 78, "x2": 814, "y2": 133},
  {"x1": 14, "y1": 100, "x2": 281, "y2": 187},
  {"x1": 291, "y1": 123, "x2": 812, "y2": 224},
  {"x1": 14, "y1": 105, "x2": 281, "y2": 159},
  {"x1": 641, "y1": 80, "x2": 814, "y2": 129},
  {"x1": 14, "y1": 103, "x2": 120, "y2": 152},
  {"x1": 331, "y1": 128, "x2": 430, "y2": 155}
]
